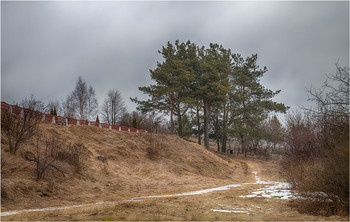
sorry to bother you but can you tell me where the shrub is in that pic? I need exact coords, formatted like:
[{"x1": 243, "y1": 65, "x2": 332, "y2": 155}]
[
  {"x1": 33, "y1": 135, "x2": 65, "y2": 180},
  {"x1": 281, "y1": 65, "x2": 349, "y2": 216},
  {"x1": 66, "y1": 142, "x2": 92, "y2": 172},
  {"x1": 1, "y1": 96, "x2": 43, "y2": 154},
  {"x1": 145, "y1": 134, "x2": 162, "y2": 161}
]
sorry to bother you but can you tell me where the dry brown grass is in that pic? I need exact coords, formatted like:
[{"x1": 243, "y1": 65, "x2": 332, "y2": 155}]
[
  {"x1": 1, "y1": 123, "x2": 244, "y2": 213},
  {"x1": 2, "y1": 158, "x2": 348, "y2": 221},
  {"x1": 2, "y1": 123, "x2": 348, "y2": 221}
]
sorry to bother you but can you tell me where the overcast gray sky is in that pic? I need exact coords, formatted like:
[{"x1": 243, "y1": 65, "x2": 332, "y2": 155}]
[{"x1": 1, "y1": 1, "x2": 349, "y2": 121}]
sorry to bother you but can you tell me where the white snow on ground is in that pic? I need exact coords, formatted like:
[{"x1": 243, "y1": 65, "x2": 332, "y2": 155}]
[
  {"x1": 252, "y1": 171, "x2": 271, "y2": 184},
  {"x1": 0, "y1": 201, "x2": 119, "y2": 217},
  {"x1": 211, "y1": 209, "x2": 249, "y2": 213},
  {"x1": 240, "y1": 171, "x2": 294, "y2": 199},
  {"x1": 211, "y1": 207, "x2": 256, "y2": 215},
  {"x1": 129, "y1": 184, "x2": 243, "y2": 201},
  {"x1": 0, "y1": 183, "x2": 245, "y2": 216},
  {"x1": 240, "y1": 182, "x2": 293, "y2": 199}
]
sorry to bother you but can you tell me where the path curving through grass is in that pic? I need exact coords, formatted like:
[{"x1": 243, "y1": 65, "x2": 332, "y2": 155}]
[{"x1": 1, "y1": 171, "x2": 293, "y2": 217}]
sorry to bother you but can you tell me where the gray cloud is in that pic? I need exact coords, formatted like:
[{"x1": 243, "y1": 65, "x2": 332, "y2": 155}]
[{"x1": 2, "y1": 1, "x2": 349, "y2": 120}]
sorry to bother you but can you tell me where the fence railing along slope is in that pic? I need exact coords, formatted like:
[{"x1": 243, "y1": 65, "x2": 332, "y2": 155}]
[{"x1": 1, "y1": 102, "x2": 146, "y2": 133}]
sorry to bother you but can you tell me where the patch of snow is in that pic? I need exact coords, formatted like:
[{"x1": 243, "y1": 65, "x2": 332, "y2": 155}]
[
  {"x1": 232, "y1": 207, "x2": 251, "y2": 210},
  {"x1": 252, "y1": 171, "x2": 275, "y2": 184},
  {"x1": 211, "y1": 209, "x2": 249, "y2": 213},
  {"x1": 1, "y1": 203, "x2": 93, "y2": 216},
  {"x1": 240, "y1": 182, "x2": 293, "y2": 199},
  {"x1": 129, "y1": 184, "x2": 243, "y2": 201}
]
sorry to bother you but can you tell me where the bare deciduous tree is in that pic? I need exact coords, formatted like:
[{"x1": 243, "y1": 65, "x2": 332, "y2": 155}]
[
  {"x1": 281, "y1": 64, "x2": 349, "y2": 216},
  {"x1": 261, "y1": 115, "x2": 284, "y2": 152},
  {"x1": 87, "y1": 85, "x2": 98, "y2": 121},
  {"x1": 62, "y1": 94, "x2": 76, "y2": 118},
  {"x1": 101, "y1": 89, "x2": 126, "y2": 125},
  {"x1": 34, "y1": 135, "x2": 65, "y2": 180},
  {"x1": 1, "y1": 95, "x2": 43, "y2": 154},
  {"x1": 69, "y1": 76, "x2": 98, "y2": 120}
]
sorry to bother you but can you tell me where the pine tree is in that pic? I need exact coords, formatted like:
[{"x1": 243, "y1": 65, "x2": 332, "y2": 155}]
[
  {"x1": 229, "y1": 54, "x2": 288, "y2": 156},
  {"x1": 131, "y1": 40, "x2": 196, "y2": 137},
  {"x1": 96, "y1": 115, "x2": 100, "y2": 123},
  {"x1": 194, "y1": 43, "x2": 231, "y2": 150},
  {"x1": 53, "y1": 107, "x2": 57, "y2": 116}
]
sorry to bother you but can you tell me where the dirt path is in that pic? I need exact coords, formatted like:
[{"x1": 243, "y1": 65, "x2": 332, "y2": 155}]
[
  {"x1": 2, "y1": 158, "x2": 347, "y2": 221},
  {"x1": 0, "y1": 172, "x2": 260, "y2": 217},
  {"x1": 1, "y1": 163, "x2": 289, "y2": 218}
]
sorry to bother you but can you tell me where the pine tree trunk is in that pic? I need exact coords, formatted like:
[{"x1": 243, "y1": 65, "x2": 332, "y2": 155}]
[
  {"x1": 240, "y1": 135, "x2": 245, "y2": 155},
  {"x1": 177, "y1": 112, "x2": 183, "y2": 138},
  {"x1": 221, "y1": 104, "x2": 228, "y2": 153},
  {"x1": 196, "y1": 106, "x2": 201, "y2": 145},
  {"x1": 217, "y1": 137, "x2": 220, "y2": 152},
  {"x1": 169, "y1": 94, "x2": 174, "y2": 134},
  {"x1": 221, "y1": 134, "x2": 227, "y2": 153},
  {"x1": 204, "y1": 100, "x2": 210, "y2": 150},
  {"x1": 215, "y1": 112, "x2": 220, "y2": 152}
]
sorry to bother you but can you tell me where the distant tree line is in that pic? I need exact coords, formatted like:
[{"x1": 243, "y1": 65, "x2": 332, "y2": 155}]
[
  {"x1": 6, "y1": 76, "x2": 169, "y2": 134},
  {"x1": 131, "y1": 40, "x2": 288, "y2": 154}
]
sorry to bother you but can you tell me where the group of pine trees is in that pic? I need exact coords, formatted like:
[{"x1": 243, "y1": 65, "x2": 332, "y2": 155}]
[{"x1": 132, "y1": 40, "x2": 288, "y2": 154}]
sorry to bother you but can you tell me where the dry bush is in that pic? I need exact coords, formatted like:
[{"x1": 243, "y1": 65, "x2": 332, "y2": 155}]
[
  {"x1": 281, "y1": 112, "x2": 349, "y2": 216},
  {"x1": 1, "y1": 95, "x2": 45, "y2": 154},
  {"x1": 32, "y1": 131, "x2": 92, "y2": 178},
  {"x1": 281, "y1": 65, "x2": 349, "y2": 216},
  {"x1": 56, "y1": 142, "x2": 92, "y2": 173},
  {"x1": 1, "y1": 110, "x2": 41, "y2": 154},
  {"x1": 33, "y1": 135, "x2": 65, "y2": 180},
  {"x1": 144, "y1": 134, "x2": 163, "y2": 161}
]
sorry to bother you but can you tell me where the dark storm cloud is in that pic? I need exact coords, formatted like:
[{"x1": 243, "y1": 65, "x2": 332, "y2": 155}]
[{"x1": 2, "y1": 1, "x2": 349, "y2": 119}]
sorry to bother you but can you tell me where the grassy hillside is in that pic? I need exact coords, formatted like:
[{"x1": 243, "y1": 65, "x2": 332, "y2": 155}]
[{"x1": 1, "y1": 122, "x2": 250, "y2": 211}]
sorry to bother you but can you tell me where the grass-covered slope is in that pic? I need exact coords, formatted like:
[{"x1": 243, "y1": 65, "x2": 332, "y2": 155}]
[{"x1": 1, "y1": 123, "x2": 250, "y2": 211}]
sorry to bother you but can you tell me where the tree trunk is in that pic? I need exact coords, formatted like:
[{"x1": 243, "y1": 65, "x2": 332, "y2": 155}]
[
  {"x1": 204, "y1": 100, "x2": 210, "y2": 150},
  {"x1": 217, "y1": 137, "x2": 220, "y2": 152},
  {"x1": 177, "y1": 111, "x2": 183, "y2": 138},
  {"x1": 240, "y1": 134, "x2": 245, "y2": 156},
  {"x1": 221, "y1": 134, "x2": 227, "y2": 153},
  {"x1": 221, "y1": 104, "x2": 228, "y2": 153},
  {"x1": 215, "y1": 111, "x2": 220, "y2": 152},
  {"x1": 196, "y1": 106, "x2": 201, "y2": 145},
  {"x1": 169, "y1": 94, "x2": 174, "y2": 134},
  {"x1": 253, "y1": 140, "x2": 258, "y2": 154}
]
